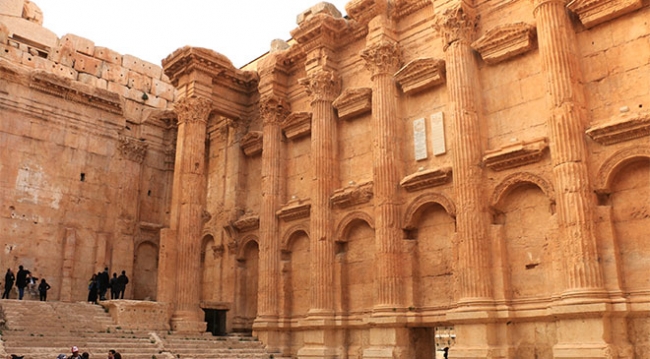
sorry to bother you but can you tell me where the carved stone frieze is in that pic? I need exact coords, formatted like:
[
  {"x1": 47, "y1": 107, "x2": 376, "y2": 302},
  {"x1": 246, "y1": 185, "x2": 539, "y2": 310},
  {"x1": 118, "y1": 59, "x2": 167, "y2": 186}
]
[
  {"x1": 282, "y1": 112, "x2": 312, "y2": 140},
  {"x1": 299, "y1": 70, "x2": 341, "y2": 103},
  {"x1": 391, "y1": 0, "x2": 430, "y2": 20},
  {"x1": 118, "y1": 136, "x2": 148, "y2": 163},
  {"x1": 175, "y1": 97, "x2": 212, "y2": 125},
  {"x1": 471, "y1": 23, "x2": 537, "y2": 65},
  {"x1": 586, "y1": 112, "x2": 650, "y2": 145},
  {"x1": 360, "y1": 41, "x2": 402, "y2": 77},
  {"x1": 567, "y1": 0, "x2": 643, "y2": 29},
  {"x1": 259, "y1": 95, "x2": 291, "y2": 125},
  {"x1": 434, "y1": 3, "x2": 479, "y2": 49},
  {"x1": 276, "y1": 198, "x2": 311, "y2": 222},
  {"x1": 394, "y1": 58, "x2": 446, "y2": 94},
  {"x1": 233, "y1": 211, "x2": 260, "y2": 232},
  {"x1": 400, "y1": 167, "x2": 453, "y2": 192},
  {"x1": 483, "y1": 138, "x2": 549, "y2": 171},
  {"x1": 332, "y1": 88, "x2": 372, "y2": 121},
  {"x1": 345, "y1": 0, "x2": 386, "y2": 25},
  {"x1": 330, "y1": 181, "x2": 374, "y2": 208},
  {"x1": 240, "y1": 131, "x2": 263, "y2": 156}
]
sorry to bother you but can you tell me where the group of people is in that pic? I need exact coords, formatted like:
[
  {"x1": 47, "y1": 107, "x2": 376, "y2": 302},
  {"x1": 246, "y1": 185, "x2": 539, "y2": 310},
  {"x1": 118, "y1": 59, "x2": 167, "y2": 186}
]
[
  {"x1": 55, "y1": 346, "x2": 123, "y2": 359},
  {"x1": 2, "y1": 266, "x2": 51, "y2": 301},
  {"x1": 88, "y1": 268, "x2": 129, "y2": 303}
]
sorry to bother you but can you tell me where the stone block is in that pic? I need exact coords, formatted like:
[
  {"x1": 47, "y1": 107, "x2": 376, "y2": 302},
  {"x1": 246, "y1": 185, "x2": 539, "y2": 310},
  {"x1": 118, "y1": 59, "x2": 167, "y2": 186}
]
[
  {"x1": 150, "y1": 78, "x2": 175, "y2": 101},
  {"x1": 122, "y1": 54, "x2": 162, "y2": 79},
  {"x1": 20, "y1": 52, "x2": 52, "y2": 71},
  {"x1": 57, "y1": 33, "x2": 95, "y2": 56},
  {"x1": 144, "y1": 95, "x2": 167, "y2": 109},
  {"x1": 107, "y1": 81, "x2": 129, "y2": 98},
  {"x1": 73, "y1": 52, "x2": 103, "y2": 77},
  {"x1": 48, "y1": 42, "x2": 76, "y2": 67},
  {"x1": 1, "y1": 44, "x2": 25, "y2": 63},
  {"x1": 78, "y1": 73, "x2": 108, "y2": 90},
  {"x1": 48, "y1": 63, "x2": 78, "y2": 80},
  {"x1": 127, "y1": 69, "x2": 152, "y2": 93},
  {"x1": 101, "y1": 62, "x2": 129, "y2": 85},
  {"x1": 93, "y1": 46, "x2": 122, "y2": 65}
]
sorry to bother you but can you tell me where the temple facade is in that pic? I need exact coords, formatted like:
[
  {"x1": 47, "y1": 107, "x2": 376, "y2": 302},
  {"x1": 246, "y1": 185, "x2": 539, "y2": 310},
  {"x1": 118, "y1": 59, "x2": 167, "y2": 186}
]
[{"x1": 1, "y1": 0, "x2": 650, "y2": 358}]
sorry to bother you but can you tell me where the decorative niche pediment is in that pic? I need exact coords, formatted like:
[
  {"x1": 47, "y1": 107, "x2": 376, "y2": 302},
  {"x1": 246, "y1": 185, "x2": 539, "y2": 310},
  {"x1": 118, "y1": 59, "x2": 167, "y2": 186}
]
[
  {"x1": 483, "y1": 138, "x2": 548, "y2": 171},
  {"x1": 471, "y1": 23, "x2": 537, "y2": 65},
  {"x1": 277, "y1": 198, "x2": 311, "y2": 222},
  {"x1": 567, "y1": 0, "x2": 643, "y2": 29},
  {"x1": 333, "y1": 88, "x2": 372, "y2": 121},
  {"x1": 282, "y1": 112, "x2": 312, "y2": 140},
  {"x1": 394, "y1": 58, "x2": 446, "y2": 95},
  {"x1": 586, "y1": 112, "x2": 650, "y2": 145},
  {"x1": 330, "y1": 181, "x2": 374, "y2": 208},
  {"x1": 240, "y1": 131, "x2": 263, "y2": 156},
  {"x1": 400, "y1": 167, "x2": 452, "y2": 192},
  {"x1": 233, "y1": 211, "x2": 259, "y2": 232}
]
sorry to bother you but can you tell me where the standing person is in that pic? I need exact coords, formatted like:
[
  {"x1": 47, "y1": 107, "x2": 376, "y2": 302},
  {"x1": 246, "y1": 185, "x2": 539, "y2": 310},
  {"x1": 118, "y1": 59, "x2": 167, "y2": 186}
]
[
  {"x1": 38, "y1": 278, "x2": 51, "y2": 301},
  {"x1": 16, "y1": 265, "x2": 28, "y2": 300},
  {"x1": 116, "y1": 270, "x2": 129, "y2": 299},
  {"x1": 109, "y1": 273, "x2": 118, "y2": 299},
  {"x1": 87, "y1": 274, "x2": 99, "y2": 303},
  {"x1": 81, "y1": 352, "x2": 89, "y2": 359},
  {"x1": 98, "y1": 267, "x2": 109, "y2": 300},
  {"x1": 108, "y1": 350, "x2": 116, "y2": 359},
  {"x1": 70, "y1": 346, "x2": 81, "y2": 359},
  {"x1": 3, "y1": 268, "x2": 14, "y2": 299},
  {"x1": 112, "y1": 353, "x2": 121, "y2": 359}
]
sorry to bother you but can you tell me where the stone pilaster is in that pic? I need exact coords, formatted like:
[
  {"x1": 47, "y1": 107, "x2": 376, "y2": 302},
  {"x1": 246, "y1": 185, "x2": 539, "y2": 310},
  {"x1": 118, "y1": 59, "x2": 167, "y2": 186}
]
[
  {"x1": 360, "y1": 40, "x2": 404, "y2": 310},
  {"x1": 435, "y1": 3, "x2": 493, "y2": 303},
  {"x1": 533, "y1": 0, "x2": 604, "y2": 295},
  {"x1": 169, "y1": 96, "x2": 212, "y2": 332},
  {"x1": 301, "y1": 69, "x2": 341, "y2": 316}
]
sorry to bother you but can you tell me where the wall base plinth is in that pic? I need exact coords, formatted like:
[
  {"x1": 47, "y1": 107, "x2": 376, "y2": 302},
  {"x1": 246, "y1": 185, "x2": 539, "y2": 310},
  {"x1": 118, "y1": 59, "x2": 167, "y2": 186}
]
[
  {"x1": 362, "y1": 327, "x2": 411, "y2": 359},
  {"x1": 296, "y1": 328, "x2": 340, "y2": 359},
  {"x1": 170, "y1": 310, "x2": 207, "y2": 333}
]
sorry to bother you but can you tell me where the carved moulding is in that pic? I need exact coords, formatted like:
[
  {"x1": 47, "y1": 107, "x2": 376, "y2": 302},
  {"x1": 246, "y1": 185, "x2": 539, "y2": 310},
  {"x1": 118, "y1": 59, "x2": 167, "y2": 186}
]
[
  {"x1": 595, "y1": 145, "x2": 650, "y2": 193},
  {"x1": 471, "y1": 23, "x2": 537, "y2": 65},
  {"x1": 118, "y1": 136, "x2": 148, "y2": 163},
  {"x1": 391, "y1": 0, "x2": 431, "y2": 20},
  {"x1": 490, "y1": 172, "x2": 555, "y2": 211},
  {"x1": 232, "y1": 212, "x2": 259, "y2": 232},
  {"x1": 586, "y1": 112, "x2": 650, "y2": 145},
  {"x1": 332, "y1": 88, "x2": 372, "y2": 121},
  {"x1": 282, "y1": 112, "x2": 312, "y2": 140},
  {"x1": 400, "y1": 167, "x2": 453, "y2": 192},
  {"x1": 330, "y1": 181, "x2": 374, "y2": 208},
  {"x1": 394, "y1": 58, "x2": 446, "y2": 95},
  {"x1": 240, "y1": 131, "x2": 263, "y2": 156},
  {"x1": 483, "y1": 138, "x2": 549, "y2": 171},
  {"x1": 276, "y1": 198, "x2": 311, "y2": 222},
  {"x1": 567, "y1": 0, "x2": 643, "y2": 29},
  {"x1": 29, "y1": 71, "x2": 122, "y2": 115}
]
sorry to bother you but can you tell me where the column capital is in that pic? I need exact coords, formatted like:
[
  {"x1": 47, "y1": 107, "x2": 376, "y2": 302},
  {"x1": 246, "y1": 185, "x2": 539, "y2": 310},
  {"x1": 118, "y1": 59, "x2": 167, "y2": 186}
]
[
  {"x1": 259, "y1": 95, "x2": 291, "y2": 125},
  {"x1": 434, "y1": 3, "x2": 479, "y2": 50},
  {"x1": 175, "y1": 97, "x2": 213, "y2": 125},
  {"x1": 360, "y1": 40, "x2": 402, "y2": 77},
  {"x1": 532, "y1": 0, "x2": 568, "y2": 12},
  {"x1": 300, "y1": 70, "x2": 341, "y2": 103}
]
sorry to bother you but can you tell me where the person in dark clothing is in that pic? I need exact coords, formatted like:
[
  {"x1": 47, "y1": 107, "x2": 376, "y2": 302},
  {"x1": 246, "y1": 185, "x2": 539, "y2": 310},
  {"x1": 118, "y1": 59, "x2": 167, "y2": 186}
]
[
  {"x1": 98, "y1": 267, "x2": 109, "y2": 300},
  {"x1": 3, "y1": 268, "x2": 15, "y2": 299},
  {"x1": 109, "y1": 273, "x2": 118, "y2": 299},
  {"x1": 16, "y1": 266, "x2": 28, "y2": 300},
  {"x1": 87, "y1": 274, "x2": 99, "y2": 303},
  {"x1": 38, "y1": 278, "x2": 51, "y2": 301},
  {"x1": 116, "y1": 271, "x2": 129, "y2": 299}
]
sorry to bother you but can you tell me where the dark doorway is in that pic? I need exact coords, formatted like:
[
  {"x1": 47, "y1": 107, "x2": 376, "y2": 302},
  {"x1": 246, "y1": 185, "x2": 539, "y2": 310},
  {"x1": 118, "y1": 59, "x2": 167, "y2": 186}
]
[{"x1": 204, "y1": 309, "x2": 227, "y2": 336}]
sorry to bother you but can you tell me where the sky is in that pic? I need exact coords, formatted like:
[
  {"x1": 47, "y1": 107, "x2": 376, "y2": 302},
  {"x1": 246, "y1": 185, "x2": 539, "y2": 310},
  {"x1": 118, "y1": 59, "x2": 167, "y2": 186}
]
[{"x1": 36, "y1": 0, "x2": 349, "y2": 68}]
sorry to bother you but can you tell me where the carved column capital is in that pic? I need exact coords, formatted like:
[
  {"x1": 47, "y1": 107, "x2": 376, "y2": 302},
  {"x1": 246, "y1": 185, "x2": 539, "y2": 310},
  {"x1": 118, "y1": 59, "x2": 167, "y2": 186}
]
[
  {"x1": 118, "y1": 135, "x2": 148, "y2": 163},
  {"x1": 259, "y1": 95, "x2": 291, "y2": 125},
  {"x1": 360, "y1": 41, "x2": 402, "y2": 77},
  {"x1": 532, "y1": 0, "x2": 567, "y2": 12},
  {"x1": 175, "y1": 97, "x2": 213, "y2": 125},
  {"x1": 434, "y1": 3, "x2": 479, "y2": 49},
  {"x1": 300, "y1": 70, "x2": 341, "y2": 103}
]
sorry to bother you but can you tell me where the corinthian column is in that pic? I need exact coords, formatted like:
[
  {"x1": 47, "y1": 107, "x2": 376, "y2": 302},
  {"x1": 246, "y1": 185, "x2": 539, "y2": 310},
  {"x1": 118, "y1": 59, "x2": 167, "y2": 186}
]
[
  {"x1": 301, "y1": 69, "x2": 341, "y2": 315},
  {"x1": 533, "y1": 0, "x2": 603, "y2": 294},
  {"x1": 360, "y1": 41, "x2": 405, "y2": 310},
  {"x1": 170, "y1": 96, "x2": 212, "y2": 332},
  {"x1": 257, "y1": 95, "x2": 290, "y2": 320},
  {"x1": 435, "y1": 4, "x2": 492, "y2": 302}
]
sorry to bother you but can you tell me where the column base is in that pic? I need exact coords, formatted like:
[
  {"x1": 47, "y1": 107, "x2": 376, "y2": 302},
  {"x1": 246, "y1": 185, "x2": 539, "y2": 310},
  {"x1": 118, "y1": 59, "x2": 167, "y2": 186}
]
[
  {"x1": 296, "y1": 328, "x2": 340, "y2": 359},
  {"x1": 170, "y1": 310, "x2": 206, "y2": 333},
  {"x1": 362, "y1": 327, "x2": 411, "y2": 359}
]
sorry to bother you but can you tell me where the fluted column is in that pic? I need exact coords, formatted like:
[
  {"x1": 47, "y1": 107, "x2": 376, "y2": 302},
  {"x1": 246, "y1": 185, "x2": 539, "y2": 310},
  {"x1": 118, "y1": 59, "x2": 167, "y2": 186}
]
[
  {"x1": 360, "y1": 41, "x2": 404, "y2": 309},
  {"x1": 436, "y1": 4, "x2": 492, "y2": 301},
  {"x1": 257, "y1": 95, "x2": 290, "y2": 319},
  {"x1": 533, "y1": 0, "x2": 603, "y2": 293},
  {"x1": 170, "y1": 97, "x2": 212, "y2": 331},
  {"x1": 301, "y1": 70, "x2": 341, "y2": 315}
]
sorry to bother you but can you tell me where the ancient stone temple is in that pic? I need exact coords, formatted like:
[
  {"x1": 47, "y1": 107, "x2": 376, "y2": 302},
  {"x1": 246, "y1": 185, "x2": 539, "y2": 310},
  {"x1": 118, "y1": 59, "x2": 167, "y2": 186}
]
[{"x1": 1, "y1": 0, "x2": 649, "y2": 358}]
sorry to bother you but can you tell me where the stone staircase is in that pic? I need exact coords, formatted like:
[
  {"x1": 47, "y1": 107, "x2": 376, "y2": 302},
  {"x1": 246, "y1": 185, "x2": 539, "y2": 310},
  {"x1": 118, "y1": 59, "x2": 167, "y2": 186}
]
[{"x1": 0, "y1": 300, "x2": 276, "y2": 359}]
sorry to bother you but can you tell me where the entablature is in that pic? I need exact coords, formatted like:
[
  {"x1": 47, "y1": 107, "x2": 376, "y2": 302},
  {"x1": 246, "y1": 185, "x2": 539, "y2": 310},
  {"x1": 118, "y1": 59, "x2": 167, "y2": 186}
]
[
  {"x1": 277, "y1": 198, "x2": 311, "y2": 222},
  {"x1": 232, "y1": 211, "x2": 260, "y2": 232},
  {"x1": 586, "y1": 112, "x2": 650, "y2": 145},
  {"x1": 282, "y1": 112, "x2": 312, "y2": 140},
  {"x1": 332, "y1": 88, "x2": 372, "y2": 121},
  {"x1": 471, "y1": 22, "x2": 537, "y2": 65},
  {"x1": 483, "y1": 138, "x2": 549, "y2": 171},
  {"x1": 395, "y1": 58, "x2": 446, "y2": 94},
  {"x1": 400, "y1": 167, "x2": 453, "y2": 192},
  {"x1": 331, "y1": 181, "x2": 374, "y2": 208}
]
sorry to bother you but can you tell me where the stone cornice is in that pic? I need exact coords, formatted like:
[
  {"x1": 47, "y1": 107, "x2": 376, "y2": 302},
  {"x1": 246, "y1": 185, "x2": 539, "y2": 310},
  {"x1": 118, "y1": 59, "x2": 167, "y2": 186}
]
[
  {"x1": 299, "y1": 70, "x2": 341, "y2": 103},
  {"x1": 175, "y1": 97, "x2": 212, "y2": 125},
  {"x1": 567, "y1": 0, "x2": 643, "y2": 29},
  {"x1": 233, "y1": 212, "x2": 260, "y2": 232},
  {"x1": 277, "y1": 198, "x2": 311, "y2": 222},
  {"x1": 330, "y1": 181, "x2": 374, "y2": 208},
  {"x1": 291, "y1": 13, "x2": 349, "y2": 53},
  {"x1": 282, "y1": 112, "x2": 312, "y2": 140},
  {"x1": 586, "y1": 112, "x2": 650, "y2": 145},
  {"x1": 391, "y1": 0, "x2": 431, "y2": 20},
  {"x1": 361, "y1": 41, "x2": 402, "y2": 77},
  {"x1": 118, "y1": 135, "x2": 148, "y2": 163},
  {"x1": 345, "y1": 0, "x2": 386, "y2": 26},
  {"x1": 333, "y1": 88, "x2": 372, "y2": 121},
  {"x1": 29, "y1": 71, "x2": 122, "y2": 115},
  {"x1": 471, "y1": 23, "x2": 537, "y2": 65},
  {"x1": 483, "y1": 138, "x2": 549, "y2": 171},
  {"x1": 395, "y1": 58, "x2": 446, "y2": 94},
  {"x1": 259, "y1": 95, "x2": 291, "y2": 125},
  {"x1": 434, "y1": 3, "x2": 479, "y2": 49},
  {"x1": 400, "y1": 167, "x2": 453, "y2": 192},
  {"x1": 240, "y1": 131, "x2": 263, "y2": 156}
]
